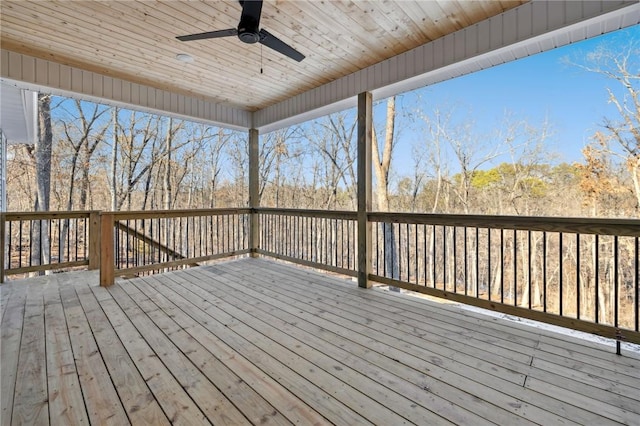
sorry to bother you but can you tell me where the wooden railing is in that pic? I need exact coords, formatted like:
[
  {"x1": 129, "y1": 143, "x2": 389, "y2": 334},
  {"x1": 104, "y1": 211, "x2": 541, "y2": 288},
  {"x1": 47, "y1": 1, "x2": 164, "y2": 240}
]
[
  {"x1": 0, "y1": 211, "x2": 100, "y2": 281},
  {"x1": 256, "y1": 208, "x2": 358, "y2": 277},
  {"x1": 2, "y1": 208, "x2": 639, "y2": 345},
  {"x1": 368, "y1": 213, "x2": 640, "y2": 346},
  {"x1": 99, "y1": 209, "x2": 251, "y2": 285}
]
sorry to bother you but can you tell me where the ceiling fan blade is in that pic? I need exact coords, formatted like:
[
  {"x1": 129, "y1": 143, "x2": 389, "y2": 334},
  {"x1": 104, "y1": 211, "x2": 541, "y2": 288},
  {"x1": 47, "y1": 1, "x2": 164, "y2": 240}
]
[
  {"x1": 239, "y1": 0, "x2": 263, "y2": 29},
  {"x1": 176, "y1": 28, "x2": 237, "y2": 42},
  {"x1": 259, "y1": 29, "x2": 305, "y2": 62}
]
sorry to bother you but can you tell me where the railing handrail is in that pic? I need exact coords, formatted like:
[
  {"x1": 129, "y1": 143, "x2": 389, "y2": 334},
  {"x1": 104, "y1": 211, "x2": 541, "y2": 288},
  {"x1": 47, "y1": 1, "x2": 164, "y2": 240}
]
[
  {"x1": 5, "y1": 208, "x2": 638, "y2": 235},
  {"x1": 255, "y1": 207, "x2": 357, "y2": 220},
  {"x1": 368, "y1": 212, "x2": 640, "y2": 237},
  {"x1": 110, "y1": 207, "x2": 251, "y2": 220},
  {"x1": 2, "y1": 210, "x2": 97, "y2": 220}
]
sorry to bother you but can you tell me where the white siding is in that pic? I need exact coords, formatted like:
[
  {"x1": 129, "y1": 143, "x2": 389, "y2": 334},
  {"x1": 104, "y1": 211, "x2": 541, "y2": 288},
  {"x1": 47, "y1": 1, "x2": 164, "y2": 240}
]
[{"x1": 0, "y1": 50, "x2": 252, "y2": 130}]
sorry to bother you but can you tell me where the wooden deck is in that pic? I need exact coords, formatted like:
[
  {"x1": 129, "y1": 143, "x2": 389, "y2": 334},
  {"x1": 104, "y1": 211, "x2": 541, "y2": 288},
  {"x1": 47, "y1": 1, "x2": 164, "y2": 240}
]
[{"x1": 1, "y1": 258, "x2": 639, "y2": 425}]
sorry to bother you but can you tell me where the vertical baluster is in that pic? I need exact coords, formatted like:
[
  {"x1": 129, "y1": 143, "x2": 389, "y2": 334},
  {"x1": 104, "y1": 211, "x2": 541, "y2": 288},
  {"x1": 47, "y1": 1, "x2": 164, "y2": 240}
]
[
  {"x1": 8, "y1": 221, "x2": 13, "y2": 270},
  {"x1": 442, "y1": 226, "x2": 446, "y2": 290},
  {"x1": 513, "y1": 229, "x2": 517, "y2": 306},
  {"x1": 559, "y1": 232, "x2": 564, "y2": 316},
  {"x1": 48, "y1": 218, "x2": 53, "y2": 264},
  {"x1": 543, "y1": 232, "x2": 547, "y2": 313},
  {"x1": 415, "y1": 224, "x2": 418, "y2": 285},
  {"x1": 125, "y1": 219, "x2": 130, "y2": 269},
  {"x1": 614, "y1": 236, "x2": 620, "y2": 354},
  {"x1": 576, "y1": 234, "x2": 580, "y2": 319},
  {"x1": 19, "y1": 220, "x2": 24, "y2": 268},
  {"x1": 71, "y1": 217, "x2": 76, "y2": 261},
  {"x1": 463, "y1": 227, "x2": 468, "y2": 295},
  {"x1": 67, "y1": 217, "x2": 71, "y2": 262},
  {"x1": 434, "y1": 225, "x2": 438, "y2": 288},
  {"x1": 58, "y1": 218, "x2": 63, "y2": 263},
  {"x1": 528, "y1": 231, "x2": 532, "y2": 310},
  {"x1": 423, "y1": 224, "x2": 427, "y2": 287},
  {"x1": 635, "y1": 236, "x2": 639, "y2": 332},
  {"x1": 84, "y1": 217, "x2": 88, "y2": 262},
  {"x1": 474, "y1": 227, "x2": 479, "y2": 297},
  {"x1": 452, "y1": 226, "x2": 457, "y2": 292},
  {"x1": 406, "y1": 223, "x2": 410, "y2": 283},
  {"x1": 500, "y1": 229, "x2": 504, "y2": 303}
]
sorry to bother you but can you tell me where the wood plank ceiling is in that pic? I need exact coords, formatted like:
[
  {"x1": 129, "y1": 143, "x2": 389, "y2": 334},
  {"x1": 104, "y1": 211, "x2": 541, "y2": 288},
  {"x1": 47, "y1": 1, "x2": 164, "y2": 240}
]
[{"x1": 0, "y1": 0, "x2": 526, "y2": 112}]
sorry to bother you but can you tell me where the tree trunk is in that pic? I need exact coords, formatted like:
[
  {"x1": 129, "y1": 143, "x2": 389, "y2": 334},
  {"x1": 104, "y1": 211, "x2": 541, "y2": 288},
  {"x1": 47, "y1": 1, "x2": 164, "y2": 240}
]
[
  {"x1": 31, "y1": 93, "x2": 53, "y2": 274},
  {"x1": 372, "y1": 97, "x2": 400, "y2": 288},
  {"x1": 164, "y1": 117, "x2": 173, "y2": 210},
  {"x1": 111, "y1": 107, "x2": 118, "y2": 211}
]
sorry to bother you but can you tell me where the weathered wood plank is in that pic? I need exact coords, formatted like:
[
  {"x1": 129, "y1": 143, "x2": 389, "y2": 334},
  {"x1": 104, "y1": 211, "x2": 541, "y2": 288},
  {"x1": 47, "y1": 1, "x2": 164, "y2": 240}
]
[
  {"x1": 12, "y1": 284, "x2": 48, "y2": 425},
  {"x1": 120, "y1": 280, "x2": 294, "y2": 426},
  {"x1": 219, "y1": 259, "x2": 627, "y2": 425},
  {"x1": 138, "y1": 274, "x2": 367, "y2": 425},
  {"x1": 3, "y1": 259, "x2": 639, "y2": 426},
  {"x1": 0, "y1": 280, "x2": 13, "y2": 319},
  {"x1": 0, "y1": 284, "x2": 27, "y2": 426},
  {"x1": 208, "y1": 263, "x2": 573, "y2": 424},
  {"x1": 524, "y1": 377, "x2": 639, "y2": 425},
  {"x1": 183, "y1": 267, "x2": 525, "y2": 426},
  {"x1": 58, "y1": 284, "x2": 131, "y2": 425},
  {"x1": 93, "y1": 287, "x2": 210, "y2": 426},
  {"x1": 134, "y1": 275, "x2": 332, "y2": 425},
  {"x1": 265, "y1": 258, "x2": 638, "y2": 370},
  {"x1": 175, "y1": 269, "x2": 459, "y2": 425},
  {"x1": 227, "y1": 261, "x2": 530, "y2": 384},
  {"x1": 43, "y1": 285, "x2": 89, "y2": 425},
  {"x1": 103, "y1": 283, "x2": 249, "y2": 425},
  {"x1": 73, "y1": 283, "x2": 170, "y2": 425}
]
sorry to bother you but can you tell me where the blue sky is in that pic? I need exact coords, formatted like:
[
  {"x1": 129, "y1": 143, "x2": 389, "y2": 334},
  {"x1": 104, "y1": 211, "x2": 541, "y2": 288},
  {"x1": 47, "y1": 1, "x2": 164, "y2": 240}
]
[{"x1": 387, "y1": 24, "x2": 639, "y2": 169}]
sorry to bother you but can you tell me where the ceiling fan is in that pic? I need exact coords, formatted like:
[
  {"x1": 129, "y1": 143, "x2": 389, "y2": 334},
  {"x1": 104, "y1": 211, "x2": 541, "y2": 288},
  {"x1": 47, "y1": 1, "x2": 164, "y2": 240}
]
[{"x1": 176, "y1": 0, "x2": 305, "y2": 62}]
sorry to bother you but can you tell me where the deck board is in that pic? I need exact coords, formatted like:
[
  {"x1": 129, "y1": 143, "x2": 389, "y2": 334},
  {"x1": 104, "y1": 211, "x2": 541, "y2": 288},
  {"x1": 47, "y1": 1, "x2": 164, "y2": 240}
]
[
  {"x1": 12, "y1": 283, "x2": 48, "y2": 425},
  {"x1": 1, "y1": 258, "x2": 639, "y2": 425},
  {"x1": 58, "y1": 284, "x2": 130, "y2": 425},
  {"x1": 0, "y1": 284, "x2": 26, "y2": 425},
  {"x1": 43, "y1": 286, "x2": 88, "y2": 425}
]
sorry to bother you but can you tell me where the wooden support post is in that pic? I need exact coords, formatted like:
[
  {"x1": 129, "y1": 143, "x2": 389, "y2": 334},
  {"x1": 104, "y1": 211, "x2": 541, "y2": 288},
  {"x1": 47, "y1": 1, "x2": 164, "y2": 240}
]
[
  {"x1": 88, "y1": 211, "x2": 100, "y2": 270},
  {"x1": 249, "y1": 128, "x2": 260, "y2": 258},
  {"x1": 357, "y1": 92, "x2": 372, "y2": 288},
  {"x1": 99, "y1": 213, "x2": 115, "y2": 287}
]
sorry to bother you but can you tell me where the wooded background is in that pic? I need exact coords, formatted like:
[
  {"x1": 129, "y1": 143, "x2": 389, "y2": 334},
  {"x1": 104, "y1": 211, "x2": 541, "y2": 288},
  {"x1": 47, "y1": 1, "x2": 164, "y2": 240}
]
[{"x1": 6, "y1": 37, "x2": 639, "y2": 219}]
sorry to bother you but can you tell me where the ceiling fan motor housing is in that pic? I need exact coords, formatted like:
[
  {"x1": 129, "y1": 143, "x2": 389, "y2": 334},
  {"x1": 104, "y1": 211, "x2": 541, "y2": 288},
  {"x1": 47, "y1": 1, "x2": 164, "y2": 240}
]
[{"x1": 238, "y1": 10, "x2": 260, "y2": 43}]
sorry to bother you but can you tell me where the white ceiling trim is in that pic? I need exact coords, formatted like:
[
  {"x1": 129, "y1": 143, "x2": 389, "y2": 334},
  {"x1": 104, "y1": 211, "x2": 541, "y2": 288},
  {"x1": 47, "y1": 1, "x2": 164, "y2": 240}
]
[{"x1": 254, "y1": 0, "x2": 640, "y2": 133}]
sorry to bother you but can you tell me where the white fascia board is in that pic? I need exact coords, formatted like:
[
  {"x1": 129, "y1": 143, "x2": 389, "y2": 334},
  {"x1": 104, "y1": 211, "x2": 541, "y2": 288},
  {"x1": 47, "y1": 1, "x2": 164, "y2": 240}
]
[
  {"x1": 0, "y1": 54, "x2": 252, "y2": 131},
  {"x1": 0, "y1": 80, "x2": 37, "y2": 144},
  {"x1": 254, "y1": 0, "x2": 640, "y2": 134}
]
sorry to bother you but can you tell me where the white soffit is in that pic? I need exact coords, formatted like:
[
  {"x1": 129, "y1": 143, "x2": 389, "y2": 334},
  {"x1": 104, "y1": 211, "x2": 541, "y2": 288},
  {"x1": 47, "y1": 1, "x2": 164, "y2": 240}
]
[
  {"x1": 255, "y1": 0, "x2": 640, "y2": 133},
  {"x1": 0, "y1": 80, "x2": 37, "y2": 144}
]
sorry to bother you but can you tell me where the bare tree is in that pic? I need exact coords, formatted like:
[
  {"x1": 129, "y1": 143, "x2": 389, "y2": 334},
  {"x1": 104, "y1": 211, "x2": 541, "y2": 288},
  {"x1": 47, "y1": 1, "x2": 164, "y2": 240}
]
[{"x1": 573, "y1": 38, "x2": 640, "y2": 212}]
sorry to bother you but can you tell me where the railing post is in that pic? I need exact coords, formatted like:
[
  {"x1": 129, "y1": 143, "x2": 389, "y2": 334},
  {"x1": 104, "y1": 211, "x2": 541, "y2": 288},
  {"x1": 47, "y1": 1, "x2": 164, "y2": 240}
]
[
  {"x1": 249, "y1": 128, "x2": 260, "y2": 258},
  {"x1": 88, "y1": 211, "x2": 101, "y2": 270},
  {"x1": 357, "y1": 92, "x2": 372, "y2": 288},
  {"x1": 99, "y1": 212, "x2": 115, "y2": 287}
]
